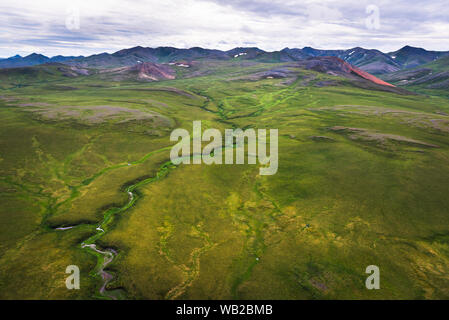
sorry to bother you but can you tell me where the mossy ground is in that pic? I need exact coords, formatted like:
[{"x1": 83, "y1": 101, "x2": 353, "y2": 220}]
[{"x1": 1, "y1": 62, "x2": 449, "y2": 299}]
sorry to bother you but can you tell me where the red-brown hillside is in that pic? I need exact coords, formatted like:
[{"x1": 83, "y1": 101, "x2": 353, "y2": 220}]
[
  {"x1": 348, "y1": 63, "x2": 396, "y2": 87},
  {"x1": 131, "y1": 62, "x2": 175, "y2": 81},
  {"x1": 302, "y1": 56, "x2": 396, "y2": 87},
  {"x1": 100, "y1": 62, "x2": 175, "y2": 81}
]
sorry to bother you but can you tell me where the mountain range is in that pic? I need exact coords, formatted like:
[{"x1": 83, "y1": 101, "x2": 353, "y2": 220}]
[
  {"x1": 1, "y1": 45, "x2": 448, "y2": 75},
  {"x1": 0, "y1": 53, "x2": 83, "y2": 69}
]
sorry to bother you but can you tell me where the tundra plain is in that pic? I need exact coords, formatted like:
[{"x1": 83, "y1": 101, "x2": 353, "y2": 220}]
[{"x1": 1, "y1": 59, "x2": 449, "y2": 299}]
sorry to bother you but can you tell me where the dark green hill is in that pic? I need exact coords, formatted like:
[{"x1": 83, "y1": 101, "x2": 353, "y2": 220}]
[{"x1": 382, "y1": 56, "x2": 449, "y2": 90}]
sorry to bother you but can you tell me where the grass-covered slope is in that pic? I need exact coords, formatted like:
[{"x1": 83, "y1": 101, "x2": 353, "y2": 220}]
[{"x1": 381, "y1": 56, "x2": 449, "y2": 97}]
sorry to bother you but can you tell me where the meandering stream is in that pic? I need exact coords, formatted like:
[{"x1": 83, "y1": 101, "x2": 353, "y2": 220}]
[
  {"x1": 55, "y1": 154, "x2": 174, "y2": 299},
  {"x1": 52, "y1": 91, "x2": 247, "y2": 299}
]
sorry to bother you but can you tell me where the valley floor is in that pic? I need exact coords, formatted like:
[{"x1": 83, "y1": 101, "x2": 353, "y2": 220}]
[{"x1": 1, "y1": 63, "x2": 449, "y2": 299}]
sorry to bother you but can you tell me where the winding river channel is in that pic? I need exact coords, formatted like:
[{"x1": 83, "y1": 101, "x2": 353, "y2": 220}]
[
  {"x1": 53, "y1": 92, "x2": 241, "y2": 299},
  {"x1": 55, "y1": 147, "x2": 174, "y2": 299}
]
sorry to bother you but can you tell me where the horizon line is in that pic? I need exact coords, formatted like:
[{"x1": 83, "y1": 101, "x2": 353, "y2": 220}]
[{"x1": 2, "y1": 44, "x2": 448, "y2": 60}]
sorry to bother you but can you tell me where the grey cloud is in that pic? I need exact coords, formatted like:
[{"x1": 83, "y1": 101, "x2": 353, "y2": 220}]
[{"x1": 0, "y1": 0, "x2": 448, "y2": 57}]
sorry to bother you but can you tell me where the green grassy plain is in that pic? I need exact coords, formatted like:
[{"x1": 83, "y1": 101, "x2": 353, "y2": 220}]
[{"x1": 1, "y1": 62, "x2": 449, "y2": 299}]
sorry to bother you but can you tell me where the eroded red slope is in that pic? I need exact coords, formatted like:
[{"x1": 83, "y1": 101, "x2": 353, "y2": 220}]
[
  {"x1": 347, "y1": 63, "x2": 396, "y2": 87},
  {"x1": 303, "y1": 56, "x2": 396, "y2": 87}
]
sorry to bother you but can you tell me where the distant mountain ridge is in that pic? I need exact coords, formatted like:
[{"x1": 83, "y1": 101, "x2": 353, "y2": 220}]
[
  {"x1": 0, "y1": 53, "x2": 84, "y2": 68},
  {"x1": 281, "y1": 46, "x2": 401, "y2": 74},
  {"x1": 1, "y1": 45, "x2": 448, "y2": 75}
]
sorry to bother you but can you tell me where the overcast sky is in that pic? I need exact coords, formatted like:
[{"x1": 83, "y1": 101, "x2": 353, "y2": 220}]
[{"x1": 1, "y1": 0, "x2": 448, "y2": 57}]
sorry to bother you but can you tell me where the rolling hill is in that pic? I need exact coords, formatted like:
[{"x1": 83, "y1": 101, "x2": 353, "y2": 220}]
[
  {"x1": 99, "y1": 62, "x2": 176, "y2": 81},
  {"x1": 381, "y1": 56, "x2": 449, "y2": 90},
  {"x1": 0, "y1": 54, "x2": 400, "y2": 91}
]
